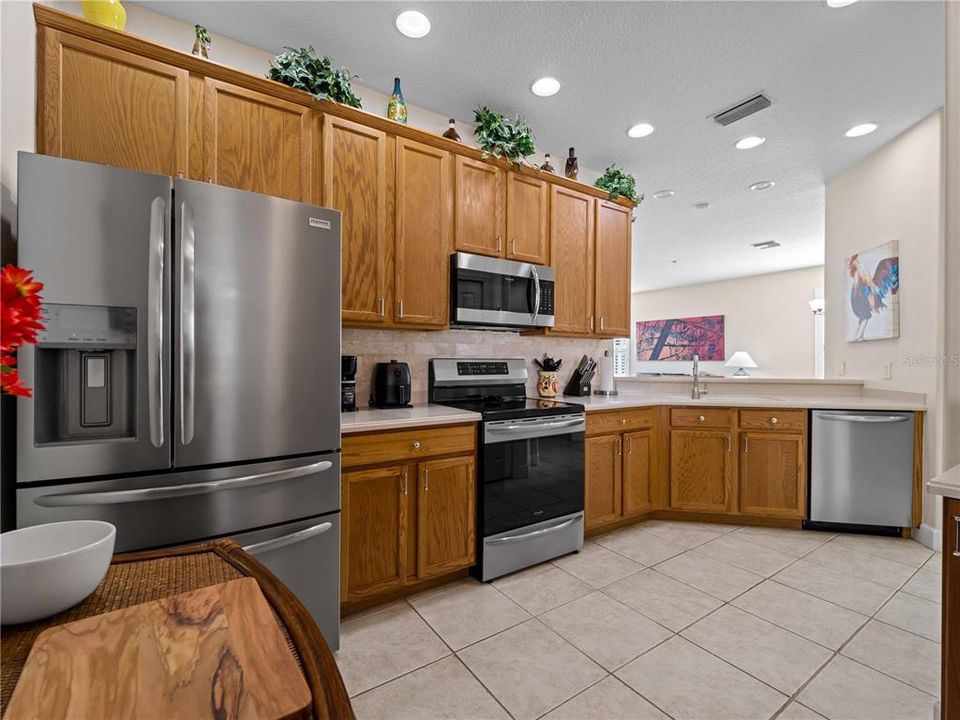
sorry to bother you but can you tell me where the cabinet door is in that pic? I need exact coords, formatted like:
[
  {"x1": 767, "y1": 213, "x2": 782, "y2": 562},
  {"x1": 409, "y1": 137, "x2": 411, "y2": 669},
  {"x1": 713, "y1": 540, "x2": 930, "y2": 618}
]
[
  {"x1": 943, "y1": 498, "x2": 960, "y2": 720},
  {"x1": 623, "y1": 430, "x2": 655, "y2": 517},
  {"x1": 395, "y1": 138, "x2": 451, "y2": 326},
  {"x1": 585, "y1": 434, "x2": 622, "y2": 529},
  {"x1": 323, "y1": 115, "x2": 388, "y2": 323},
  {"x1": 669, "y1": 430, "x2": 735, "y2": 513},
  {"x1": 342, "y1": 465, "x2": 407, "y2": 601},
  {"x1": 550, "y1": 186, "x2": 595, "y2": 334},
  {"x1": 594, "y1": 200, "x2": 632, "y2": 337},
  {"x1": 416, "y1": 456, "x2": 476, "y2": 578},
  {"x1": 202, "y1": 79, "x2": 313, "y2": 202},
  {"x1": 454, "y1": 156, "x2": 505, "y2": 256},
  {"x1": 37, "y1": 28, "x2": 188, "y2": 176},
  {"x1": 506, "y1": 173, "x2": 548, "y2": 263},
  {"x1": 739, "y1": 432, "x2": 805, "y2": 518}
]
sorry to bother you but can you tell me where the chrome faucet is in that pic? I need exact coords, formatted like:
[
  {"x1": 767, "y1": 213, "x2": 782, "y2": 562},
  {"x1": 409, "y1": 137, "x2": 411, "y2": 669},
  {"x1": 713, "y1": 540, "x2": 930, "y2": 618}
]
[{"x1": 691, "y1": 354, "x2": 708, "y2": 400}]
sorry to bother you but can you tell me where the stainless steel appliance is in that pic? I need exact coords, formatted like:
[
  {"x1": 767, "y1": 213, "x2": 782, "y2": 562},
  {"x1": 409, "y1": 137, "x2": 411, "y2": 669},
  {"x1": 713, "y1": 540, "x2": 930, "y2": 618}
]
[
  {"x1": 370, "y1": 359, "x2": 412, "y2": 408},
  {"x1": 15, "y1": 153, "x2": 342, "y2": 648},
  {"x1": 429, "y1": 358, "x2": 584, "y2": 580},
  {"x1": 450, "y1": 253, "x2": 555, "y2": 329},
  {"x1": 806, "y1": 409, "x2": 916, "y2": 534}
]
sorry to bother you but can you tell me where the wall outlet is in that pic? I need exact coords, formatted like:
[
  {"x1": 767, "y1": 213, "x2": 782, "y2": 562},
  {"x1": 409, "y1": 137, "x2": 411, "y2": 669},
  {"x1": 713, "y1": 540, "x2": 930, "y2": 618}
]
[
  {"x1": 839, "y1": 361, "x2": 846, "y2": 376},
  {"x1": 883, "y1": 361, "x2": 893, "y2": 380}
]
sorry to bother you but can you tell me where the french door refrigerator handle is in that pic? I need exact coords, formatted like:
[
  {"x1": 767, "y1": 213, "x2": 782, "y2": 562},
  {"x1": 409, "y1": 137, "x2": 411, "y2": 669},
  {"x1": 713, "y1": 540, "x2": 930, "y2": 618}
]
[
  {"x1": 147, "y1": 196, "x2": 166, "y2": 448},
  {"x1": 815, "y1": 413, "x2": 909, "y2": 423},
  {"x1": 33, "y1": 459, "x2": 334, "y2": 507},
  {"x1": 242, "y1": 521, "x2": 333, "y2": 555},
  {"x1": 487, "y1": 517, "x2": 578, "y2": 545},
  {"x1": 180, "y1": 200, "x2": 196, "y2": 445}
]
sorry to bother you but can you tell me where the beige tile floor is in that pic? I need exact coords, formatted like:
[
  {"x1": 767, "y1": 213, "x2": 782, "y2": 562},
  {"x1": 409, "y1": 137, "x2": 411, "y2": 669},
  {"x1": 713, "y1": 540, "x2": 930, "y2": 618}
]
[{"x1": 335, "y1": 521, "x2": 942, "y2": 720}]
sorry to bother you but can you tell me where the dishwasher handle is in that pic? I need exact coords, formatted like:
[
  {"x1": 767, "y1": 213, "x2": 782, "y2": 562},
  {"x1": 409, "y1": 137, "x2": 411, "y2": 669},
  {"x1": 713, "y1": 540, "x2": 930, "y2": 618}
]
[{"x1": 816, "y1": 413, "x2": 910, "y2": 424}]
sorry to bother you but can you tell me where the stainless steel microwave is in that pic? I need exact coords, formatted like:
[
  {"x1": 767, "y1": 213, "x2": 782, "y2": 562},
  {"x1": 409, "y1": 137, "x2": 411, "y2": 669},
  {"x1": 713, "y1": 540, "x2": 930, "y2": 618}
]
[{"x1": 450, "y1": 252, "x2": 555, "y2": 329}]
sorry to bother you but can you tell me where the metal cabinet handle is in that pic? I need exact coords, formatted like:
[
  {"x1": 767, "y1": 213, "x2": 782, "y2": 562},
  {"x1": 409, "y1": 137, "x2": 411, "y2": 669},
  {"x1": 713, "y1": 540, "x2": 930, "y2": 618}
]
[
  {"x1": 179, "y1": 200, "x2": 196, "y2": 446},
  {"x1": 617, "y1": 437, "x2": 622, "y2": 456},
  {"x1": 147, "y1": 196, "x2": 165, "y2": 449},
  {"x1": 627, "y1": 436, "x2": 632, "y2": 454},
  {"x1": 378, "y1": 296, "x2": 385, "y2": 317},
  {"x1": 398, "y1": 298, "x2": 404, "y2": 319},
  {"x1": 402, "y1": 470, "x2": 408, "y2": 496},
  {"x1": 727, "y1": 435, "x2": 732, "y2": 453},
  {"x1": 511, "y1": 238, "x2": 517, "y2": 256},
  {"x1": 744, "y1": 435, "x2": 748, "y2": 453},
  {"x1": 496, "y1": 234, "x2": 502, "y2": 253},
  {"x1": 589, "y1": 315, "x2": 595, "y2": 331},
  {"x1": 424, "y1": 469, "x2": 429, "y2": 493},
  {"x1": 34, "y1": 459, "x2": 333, "y2": 507},
  {"x1": 600, "y1": 316, "x2": 605, "y2": 332},
  {"x1": 412, "y1": 441, "x2": 421, "y2": 450},
  {"x1": 620, "y1": 418, "x2": 627, "y2": 425},
  {"x1": 770, "y1": 417, "x2": 779, "y2": 425},
  {"x1": 954, "y1": 515, "x2": 960, "y2": 557},
  {"x1": 698, "y1": 415, "x2": 706, "y2": 422},
  {"x1": 242, "y1": 521, "x2": 332, "y2": 555}
]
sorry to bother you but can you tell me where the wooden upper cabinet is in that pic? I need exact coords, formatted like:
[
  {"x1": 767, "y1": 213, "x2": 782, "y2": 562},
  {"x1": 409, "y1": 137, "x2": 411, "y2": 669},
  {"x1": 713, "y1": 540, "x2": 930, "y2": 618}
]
[
  {"x1": 739, "y1": 433, "x2": 805, "y2": 518},
  {"x1": 506, "y1": 173, "x2": 549, "y2": 264},
  {"x1": 454, "y1": 156, "x2": 505, "y2": 256},
  {"x1": 202, "y1": 79, "x2": 314, "y2": 202},
  {"x1": 394, "y1": 139, "x2": 452, "y2": 327},
  {"x1": 594, "y1": 200, "x2": 632, "y2": 337},
  {"x1": 669, "y1": 429, "x2": 736, "y2": 513},
  {"x1": 37, "y1": 28, "x2": 188, "y2": 176},
  {"x1": 623, "y1": 430, "x2": 655, "y2": 517},
  {"x1": 341, "y1": 465, "x2": 407, "y2": 602},
  {"x1": 585, "y1": 434, "x2": 622, "y2": 530},
  {"x1": 323, "y1": 115, "x2": 388, "y2": 323},
  {"x1": 549, "y1": 186, "x2": 595, "y2": 334},
  {"x1": 416, "y1": 456, "x2": 476, "y2": 579}
]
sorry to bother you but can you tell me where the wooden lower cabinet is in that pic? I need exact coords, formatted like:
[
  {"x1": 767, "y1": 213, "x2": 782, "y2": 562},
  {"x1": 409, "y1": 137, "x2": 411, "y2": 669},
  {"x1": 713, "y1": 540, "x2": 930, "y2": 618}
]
[
  {"x1": 669, "y1": 429, "x2": 736, "y2": 513},
  {"x1": 739, "y1": 432, "x2": 805, "y2": 518},
  {"x1": 585, "y1": 435, "x2": 622, "y2": 530},
  {"x1": 416, "y1": 456, "x2": 476, "y2": 578},
  {"x1": 623, "y1": 430, "x2": 655, "y2": 516},
  {"x1": 943, "y1": 497, "x2": 959, "y2": 719}
]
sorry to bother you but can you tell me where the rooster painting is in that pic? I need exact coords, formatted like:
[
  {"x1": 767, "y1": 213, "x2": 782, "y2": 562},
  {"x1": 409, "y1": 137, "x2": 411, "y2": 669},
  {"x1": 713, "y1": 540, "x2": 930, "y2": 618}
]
[{"x1": 846, "y1": 241, "x2": 900, "y2": 342}]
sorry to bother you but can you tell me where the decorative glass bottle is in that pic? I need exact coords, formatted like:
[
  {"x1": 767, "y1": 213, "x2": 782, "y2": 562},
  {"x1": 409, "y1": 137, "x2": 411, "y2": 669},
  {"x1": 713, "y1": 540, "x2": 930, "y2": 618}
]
[
  {"x1": 565, "y1": 147, "x2": 579, "y2": 181},
  {"x1": 540, "y1": 153, "x2": 556, "y2": 174},
  {"x1": 386, "y1": 77, "x2": 408, "y2": 124},
  {"x1": 442, "y1": 118, "x2": 461, "y2": 142},
  {"x1": 192, "y1": 24, "x2": 210, "y2": 59}
]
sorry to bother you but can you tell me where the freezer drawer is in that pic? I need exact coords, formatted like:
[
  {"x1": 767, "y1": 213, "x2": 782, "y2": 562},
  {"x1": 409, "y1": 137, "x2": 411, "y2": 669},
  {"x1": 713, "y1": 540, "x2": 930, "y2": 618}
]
[
  {"x1": 810, "y1": 410, "x2": 915, "y2": 528},
  {"x1": 17, "y1": 452, "x2": 340, "y2": 551},
  {"x1": 234, "y1": 513, "x2": 340, "y2": 651}
]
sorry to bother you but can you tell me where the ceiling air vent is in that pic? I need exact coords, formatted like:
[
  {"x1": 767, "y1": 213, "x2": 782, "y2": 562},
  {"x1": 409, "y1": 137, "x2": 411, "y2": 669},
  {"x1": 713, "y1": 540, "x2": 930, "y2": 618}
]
[
  {"x1": 752, "y1": 241, "x2": 781, "y2": 250},
  {"x1": 714, "y1": 94, "x2": 771, "y2": 126}
]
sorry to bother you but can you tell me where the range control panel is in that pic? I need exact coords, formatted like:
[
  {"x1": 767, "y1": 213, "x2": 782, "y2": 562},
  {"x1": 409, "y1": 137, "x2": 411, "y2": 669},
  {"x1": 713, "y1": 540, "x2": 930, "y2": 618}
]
[{"x1": 457, "y1": 361, "x2": 509, "y2": 376}]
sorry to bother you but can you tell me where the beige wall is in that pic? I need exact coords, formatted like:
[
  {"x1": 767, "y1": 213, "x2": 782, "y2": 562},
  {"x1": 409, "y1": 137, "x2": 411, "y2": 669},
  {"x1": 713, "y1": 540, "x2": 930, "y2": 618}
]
[
  {"x1": 825, "y1": 110, "x2": 945, "y2": 537},
  {"x1": 630, "y1": 266, "x2": 824, "y2": 377}
]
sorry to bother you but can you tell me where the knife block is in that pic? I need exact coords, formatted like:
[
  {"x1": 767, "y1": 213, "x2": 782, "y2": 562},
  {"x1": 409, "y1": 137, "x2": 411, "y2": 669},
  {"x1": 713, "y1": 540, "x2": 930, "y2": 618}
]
[{"x1": 563, "y1": 372, "x2": 592, "y2": 397}]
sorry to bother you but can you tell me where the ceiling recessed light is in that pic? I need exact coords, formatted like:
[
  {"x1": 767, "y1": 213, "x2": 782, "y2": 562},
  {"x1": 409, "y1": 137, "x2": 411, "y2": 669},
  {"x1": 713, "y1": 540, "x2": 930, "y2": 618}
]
[
  {"x1": 395, "y1": 10, "x2": 431, "y2": 38},
  {"x1": 693, "y1": 202, "x2": 710, "y2": 210},
  {"x1": 652, "y1": 190, "x2": 675, "y2": 199},
  {"x1": 752, "y1": 240, "x2": 782, "y2": 249},
  {"x1": 749, "y1": 180, "x2": 776, "y2": 191},
  {"x1": 627, "y1": 123, "x2": 655, "y2": 138},
  {"x1": 826, "y1": 0, "x2": 858, "y2": 7},
  {"x1": 845, "y1": 122, "x2": 878, "y2": 138},
  {"x1": 735, "y1": 136, "x2": 765, "y2": 150},
  {"x1": 670, "y1": 260, "x2": 679, "y2": 264},
  {"x1": 530, "y1": 77, "x2": 561, "y2": 97}
]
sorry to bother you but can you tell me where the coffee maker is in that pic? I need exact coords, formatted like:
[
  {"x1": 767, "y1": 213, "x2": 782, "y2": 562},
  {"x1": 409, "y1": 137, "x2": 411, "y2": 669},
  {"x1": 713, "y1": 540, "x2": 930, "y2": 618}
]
[{"x1": 341, "y1": 355, "x2": 357, "y2": 412}]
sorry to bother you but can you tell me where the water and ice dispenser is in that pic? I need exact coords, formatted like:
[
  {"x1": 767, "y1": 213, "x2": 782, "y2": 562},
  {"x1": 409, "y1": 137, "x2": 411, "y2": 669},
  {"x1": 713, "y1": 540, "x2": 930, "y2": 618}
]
[{"x1": 33, "y1": 304, "x2": 138, "y2": 444}]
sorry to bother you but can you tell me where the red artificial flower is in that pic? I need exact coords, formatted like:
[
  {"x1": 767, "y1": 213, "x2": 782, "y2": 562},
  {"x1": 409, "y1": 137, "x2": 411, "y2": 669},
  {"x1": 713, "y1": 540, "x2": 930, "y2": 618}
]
[{"x1": 0, "y1": 264, "x2": 45, "y2": 397}]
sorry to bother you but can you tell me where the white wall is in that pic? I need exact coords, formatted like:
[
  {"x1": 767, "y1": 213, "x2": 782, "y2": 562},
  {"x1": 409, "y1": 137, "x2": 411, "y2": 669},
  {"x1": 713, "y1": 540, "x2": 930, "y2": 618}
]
[
  {"x1": 630, "y1": 266, "x2": 824, "y2": 377},
  {"x1": 825, "y1": 110, "x2": 945, "y2": 536}
]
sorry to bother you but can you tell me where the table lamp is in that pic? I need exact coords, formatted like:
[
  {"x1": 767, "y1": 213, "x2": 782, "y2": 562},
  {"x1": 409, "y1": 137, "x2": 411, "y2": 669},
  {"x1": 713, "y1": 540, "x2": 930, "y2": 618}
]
[{"x1": 725, "y1": 351, "x2": 757, "y2": 377}]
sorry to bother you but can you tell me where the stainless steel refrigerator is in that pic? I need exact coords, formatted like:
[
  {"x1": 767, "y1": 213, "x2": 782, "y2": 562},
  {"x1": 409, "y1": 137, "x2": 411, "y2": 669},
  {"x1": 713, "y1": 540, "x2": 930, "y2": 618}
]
[{"x1": 14, "y1": 153, "x2": 342, "y2": 648}]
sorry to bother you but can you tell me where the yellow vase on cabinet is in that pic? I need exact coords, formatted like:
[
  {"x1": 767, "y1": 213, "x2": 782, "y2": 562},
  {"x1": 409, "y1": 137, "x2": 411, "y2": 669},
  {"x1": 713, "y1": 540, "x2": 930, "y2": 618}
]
[{"x1": 81, "y1": 0, "x2": 127, "y2": 30}]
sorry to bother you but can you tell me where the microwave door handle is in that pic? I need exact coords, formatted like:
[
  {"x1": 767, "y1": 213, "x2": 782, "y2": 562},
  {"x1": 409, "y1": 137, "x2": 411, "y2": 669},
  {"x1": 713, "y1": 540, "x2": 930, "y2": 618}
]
[{"x1": 531, "y1": 266, "x2": 541, "y2": 319}]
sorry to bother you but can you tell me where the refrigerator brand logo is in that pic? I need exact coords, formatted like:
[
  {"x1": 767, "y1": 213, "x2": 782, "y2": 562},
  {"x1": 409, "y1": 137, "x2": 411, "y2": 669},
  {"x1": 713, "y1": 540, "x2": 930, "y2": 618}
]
[{"x1": 309, "y1": 217, "x2": 331, "y2": 230}]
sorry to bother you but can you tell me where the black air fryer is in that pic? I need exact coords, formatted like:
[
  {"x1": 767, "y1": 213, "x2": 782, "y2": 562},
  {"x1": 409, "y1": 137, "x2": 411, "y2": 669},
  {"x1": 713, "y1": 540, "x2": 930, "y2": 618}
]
[{"x1": 370, "y1": 360, "x2": 412, "y2": 408}]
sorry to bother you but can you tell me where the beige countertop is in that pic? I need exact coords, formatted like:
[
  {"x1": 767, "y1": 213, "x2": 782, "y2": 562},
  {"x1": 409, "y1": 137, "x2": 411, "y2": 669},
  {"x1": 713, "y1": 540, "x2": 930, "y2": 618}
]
[
  {"x1": 927, "y1": 464, "x2": 960, "y2": 500},
  {"x1": 341, "y1": 405, "x2": 481, "y2": 434},
  {"x1": 577, "y1": 393, "x2": 925, "y2": 412}
]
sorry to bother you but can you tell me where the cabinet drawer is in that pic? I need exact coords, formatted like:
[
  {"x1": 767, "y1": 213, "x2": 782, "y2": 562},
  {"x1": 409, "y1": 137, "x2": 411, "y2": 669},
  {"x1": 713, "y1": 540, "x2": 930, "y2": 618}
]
[
  {"x1": 670, "y1": 407, "x2": 734, "y2": 429},
  {"x1": 343, "y1": 424, "x2": 476, "y2": 468},
  {"x1": 587, "y1": 408, "x2": 655, "y2": 435},
  {"x1": 739, "y1": 409, "x2": 806, "y2": 432}
]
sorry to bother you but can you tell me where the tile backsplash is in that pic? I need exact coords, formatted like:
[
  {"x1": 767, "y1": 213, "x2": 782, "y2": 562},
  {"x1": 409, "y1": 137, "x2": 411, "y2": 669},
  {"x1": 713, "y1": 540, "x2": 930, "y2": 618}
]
[{"x1": 343, "y1": 328, "x2": 611, "y2": 404}]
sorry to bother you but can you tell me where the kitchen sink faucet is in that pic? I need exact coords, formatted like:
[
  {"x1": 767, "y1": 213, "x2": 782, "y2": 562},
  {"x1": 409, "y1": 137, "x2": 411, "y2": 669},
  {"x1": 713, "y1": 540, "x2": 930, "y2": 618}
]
[{"x1": 691, "y1": 354, "x2": 708, "y2": 400}]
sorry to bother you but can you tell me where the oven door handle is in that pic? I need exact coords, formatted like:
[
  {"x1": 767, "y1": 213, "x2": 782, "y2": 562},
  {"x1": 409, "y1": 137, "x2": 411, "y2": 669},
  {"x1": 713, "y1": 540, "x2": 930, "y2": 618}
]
[
  {"x1": 487, "y1": 418, "x2": 585, "y2": 432},
  {"x1": 487, "y1": 517, "x2": 579, "y2": 545}
]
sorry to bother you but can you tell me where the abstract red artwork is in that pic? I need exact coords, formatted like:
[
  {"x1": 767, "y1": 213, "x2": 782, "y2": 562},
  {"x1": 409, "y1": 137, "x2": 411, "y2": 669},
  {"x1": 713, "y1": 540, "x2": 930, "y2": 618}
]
[{"x1": 636, "y1": 315, "x2": 725, "y2": 361}]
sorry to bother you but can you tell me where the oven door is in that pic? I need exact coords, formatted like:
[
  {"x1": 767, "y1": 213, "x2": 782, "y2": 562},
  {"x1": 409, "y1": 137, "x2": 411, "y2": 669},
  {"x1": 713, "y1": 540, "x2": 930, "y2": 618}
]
[
  {"x1": 452, "y1": 252, "x2": 555, "y2": 328},
  {"x1": 481, "y1": 414, "x2": 585, "y2": 537}
]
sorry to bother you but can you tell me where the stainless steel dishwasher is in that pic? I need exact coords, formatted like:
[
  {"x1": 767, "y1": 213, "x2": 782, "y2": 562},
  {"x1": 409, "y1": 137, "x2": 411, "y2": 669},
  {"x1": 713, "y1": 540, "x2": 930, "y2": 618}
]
[{"x1": 807, "y1": 410, "x2": 916, "y2": 532}]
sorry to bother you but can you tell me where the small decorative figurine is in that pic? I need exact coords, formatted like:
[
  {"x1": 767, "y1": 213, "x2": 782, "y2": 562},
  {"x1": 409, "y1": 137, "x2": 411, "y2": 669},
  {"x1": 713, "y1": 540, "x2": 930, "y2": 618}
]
[
  {"x1": 540, "y1": 153, "x2": 556, "y2": 174},
  {"x1": 442, "y1": 118, "x2": 461, "y2": 142},
  {"x1": 565, "y1": 147, "x2": 579, "y2": 181},
  {"x1": 81, "y1": 0, "x2": 126, "y2": 30},
  {"x1": 386, "y1": 77, "x2": 408, "y2": 124},
  {"x1": 192, "y1": 25, "x2": 211, "y2": 58}
]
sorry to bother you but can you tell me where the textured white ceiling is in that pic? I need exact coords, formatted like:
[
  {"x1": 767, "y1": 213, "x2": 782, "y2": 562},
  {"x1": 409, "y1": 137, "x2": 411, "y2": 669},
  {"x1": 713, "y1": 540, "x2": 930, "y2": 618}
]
[{"x1": 139, "y1": 1, "x2": 944, "y2": 291}]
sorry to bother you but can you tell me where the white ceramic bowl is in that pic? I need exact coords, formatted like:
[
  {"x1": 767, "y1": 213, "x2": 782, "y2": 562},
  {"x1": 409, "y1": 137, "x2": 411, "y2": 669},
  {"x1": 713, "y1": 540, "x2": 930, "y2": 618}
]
[{"x1": 1, "y1": 521, "x2": 116, "y2": 625}]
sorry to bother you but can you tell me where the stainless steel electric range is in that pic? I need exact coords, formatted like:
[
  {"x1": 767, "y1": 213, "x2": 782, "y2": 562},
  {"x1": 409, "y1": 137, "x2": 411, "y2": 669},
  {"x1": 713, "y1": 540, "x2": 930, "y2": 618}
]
[{"x1": 429, "y1": 358, "x2": 585, "y2": 581}]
